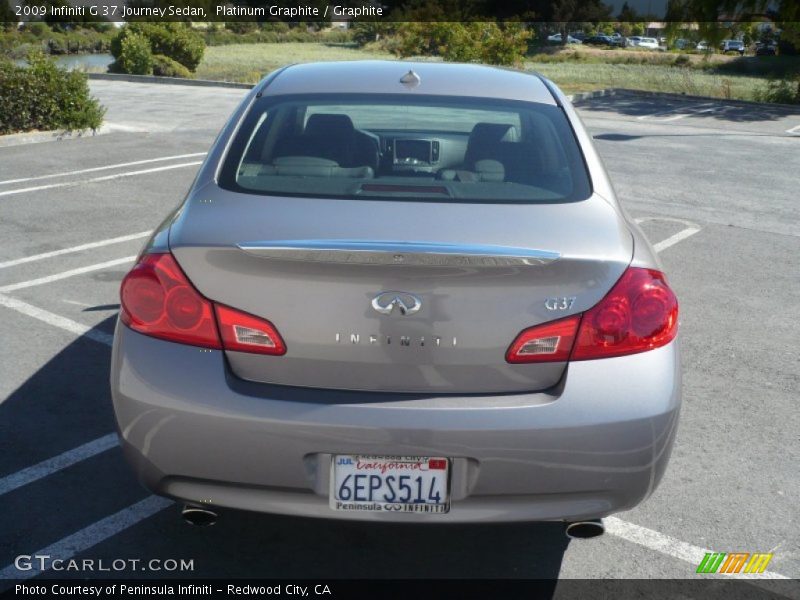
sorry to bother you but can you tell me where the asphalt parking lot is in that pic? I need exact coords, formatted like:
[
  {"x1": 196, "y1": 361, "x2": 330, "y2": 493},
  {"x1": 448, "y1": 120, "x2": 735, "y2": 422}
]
[{"x1": 0, "y1": 80, "x2": 798, "y2": 587}]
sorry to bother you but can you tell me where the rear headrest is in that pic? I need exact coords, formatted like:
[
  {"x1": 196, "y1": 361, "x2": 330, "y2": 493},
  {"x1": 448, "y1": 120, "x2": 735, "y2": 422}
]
[
  {"x1": 468, "y1": 123, "x2": 519, "y2": 145},
  {"x1": 305, "y1": 114, "x2": 355, "y2": 137}
]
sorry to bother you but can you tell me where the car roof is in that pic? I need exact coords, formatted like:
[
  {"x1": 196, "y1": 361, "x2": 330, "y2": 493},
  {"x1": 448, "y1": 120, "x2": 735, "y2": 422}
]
[{"x1": 260, "y1": 61, "x2": 557, "y2": 105}]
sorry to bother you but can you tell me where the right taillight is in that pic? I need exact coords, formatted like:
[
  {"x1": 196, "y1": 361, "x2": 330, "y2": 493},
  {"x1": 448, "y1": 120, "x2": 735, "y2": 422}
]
[{"x1": 571, "y1": 267, "x2": 678, "y2": 360}]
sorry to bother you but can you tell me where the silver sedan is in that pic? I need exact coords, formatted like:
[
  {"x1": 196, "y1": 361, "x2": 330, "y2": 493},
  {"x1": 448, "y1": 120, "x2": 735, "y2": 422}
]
[{"x1": 111, "y1": 61, "x2": 681, "y2": 535}]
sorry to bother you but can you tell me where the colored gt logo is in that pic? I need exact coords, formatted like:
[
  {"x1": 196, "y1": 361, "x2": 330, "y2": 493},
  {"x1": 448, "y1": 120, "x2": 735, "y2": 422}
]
[{"x1": 371, "y1": 291, "x2": 422, "y2": 316}]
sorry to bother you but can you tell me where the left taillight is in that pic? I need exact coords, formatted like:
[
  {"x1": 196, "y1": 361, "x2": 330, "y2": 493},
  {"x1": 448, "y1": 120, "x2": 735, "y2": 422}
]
[
  {"x1": 120, "y1": 253, "x2": 221, "y2": 349},
  {"x1": 120, "y1": 253, "x2": 286, "y2": 355}
]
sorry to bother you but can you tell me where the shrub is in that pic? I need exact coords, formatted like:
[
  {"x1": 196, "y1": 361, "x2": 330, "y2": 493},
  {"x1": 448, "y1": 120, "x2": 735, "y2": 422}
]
[
  {"x1": 0, "y1": 51, "x2": 105, "y2": 134},
  {"x1": 117, "y1": 32, "x2": 152, "y2": 75},
  {"x1": 479, "y1": 22, "x2": 532, "y2": 66},
  {"x1": 111, "y1": 23, "x2": 204, "y2": 73},
  {"x1": 226, "y1": 21, "x2": 258, "y2": 34},
  {"x1": 753, "y1": 77, "x2": 800, "y2": 104},
  {"x1": 22, "y1": 22, "x2": 51, "y2": 37},
  {"x1": 152, "y1": 54, "x2": 192, "y2": 78},
  {"x1": 394, "y1": 21, "x2": 531, "y2": 66},
  {"x1": 673, "y1": 54, "x2": 691, "y2": 67}
]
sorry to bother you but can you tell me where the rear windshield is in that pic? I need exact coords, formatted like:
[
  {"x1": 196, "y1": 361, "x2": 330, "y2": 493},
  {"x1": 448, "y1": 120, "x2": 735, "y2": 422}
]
[{"x1": 218, "y1": 93, "x2": 592, "y2": 204}]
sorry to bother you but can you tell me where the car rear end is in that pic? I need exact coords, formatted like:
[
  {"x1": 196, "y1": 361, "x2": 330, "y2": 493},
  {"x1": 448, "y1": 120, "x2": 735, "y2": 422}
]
[{"x1": 111, "y1": 62, "x2": 681, "y2": 522}]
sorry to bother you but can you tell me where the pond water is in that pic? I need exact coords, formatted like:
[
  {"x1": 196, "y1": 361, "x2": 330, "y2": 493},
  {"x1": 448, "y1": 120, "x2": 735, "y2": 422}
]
[
  {"x1": 15, "y1": 53, "x2": 114, "y2": 70},
  {"x1": 53, "y1": 53, "x2": 114, "y2": 71}
]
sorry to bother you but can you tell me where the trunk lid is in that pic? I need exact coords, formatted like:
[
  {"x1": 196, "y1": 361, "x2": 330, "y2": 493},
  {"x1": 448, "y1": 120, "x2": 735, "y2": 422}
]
[{"x1": 170, "y1": 191, "x2": 632, "y2": 393}]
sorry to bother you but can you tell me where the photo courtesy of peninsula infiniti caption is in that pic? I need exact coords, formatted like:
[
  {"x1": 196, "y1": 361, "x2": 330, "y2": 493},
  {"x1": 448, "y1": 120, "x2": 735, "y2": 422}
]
[{"x1": 111, "y1": 61, "x2": 681, "y2": 537}]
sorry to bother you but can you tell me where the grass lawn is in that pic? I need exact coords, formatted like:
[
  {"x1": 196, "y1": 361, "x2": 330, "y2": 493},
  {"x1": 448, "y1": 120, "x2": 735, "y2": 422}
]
[
  {"x1": 195, "y1": 42, "x2": 394, "y2": 83},
  {"x1": 196, "y1": 42, "x2": 790, "y2": 103},
  {"x1": 529, "y1": 62, "x2": 765, "y2": 100}
]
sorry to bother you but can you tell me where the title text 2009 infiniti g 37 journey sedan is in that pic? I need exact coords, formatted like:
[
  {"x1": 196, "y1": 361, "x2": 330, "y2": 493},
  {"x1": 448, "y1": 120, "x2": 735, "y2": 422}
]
[{"x1": 111, "y1": 61, "x2": 681, "y2": 527}]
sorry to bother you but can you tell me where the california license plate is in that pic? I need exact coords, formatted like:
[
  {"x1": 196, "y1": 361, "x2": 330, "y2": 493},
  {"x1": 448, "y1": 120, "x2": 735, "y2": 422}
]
[{"x1": 330, "y1": 455, "x2": 450, "y2": 514}]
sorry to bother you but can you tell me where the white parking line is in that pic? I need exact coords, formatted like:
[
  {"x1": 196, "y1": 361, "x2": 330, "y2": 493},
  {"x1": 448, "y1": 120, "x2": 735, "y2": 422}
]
[
  {"x1": 635, "y1": 217, "x2": 701, "y2": 253},
  {"x1": 0, "y1": 256, "x2": 136, "y2": 293},
  {"x1": 0, "y1": 294, "x2": 114, "y2": 346},
  {"x1": 653, "y1": 226, "x2": 702, "y2": 252},
  {"x1": 786, "y1": 124, "x2": 800, "y2": 135},
  {"x1": 0, "y1": 434, "x2": 118, "y2": 497},
  {"x1": 605, "y1": 517, "x2": 791, "y2": 581},
  {"x1": 0, "y1": 231, "x2": 149, "y2": 270},
  {"x1": 0, "y1": 496, "x2": 173, "y2": 581},
  {"x1": 6, "y1": 216, "x2": 788, "y2": 582},
  {"x1": 0, "y1": 161, "x2": 203, "y2": 198},
  {"x1": 0, "y1": 153, "x2": 206, "y2": 187},
  {"x1": 636, "y1": 103, "x2": 723, "y2": 123}
]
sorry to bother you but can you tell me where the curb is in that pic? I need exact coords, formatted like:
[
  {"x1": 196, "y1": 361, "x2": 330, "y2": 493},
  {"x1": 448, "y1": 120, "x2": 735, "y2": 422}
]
[
  {"x1": 567, "y1": 88, "x2": 619, "y2": 102},
  {"x1": 570, "y1": 87, "x2": 800, "y2": 111},
  {"x1": 0, "y1": 129, "x2": 101, "y2": 148},
  {"x1": 87, "y1": 72, "x2": 254, "y2": 89}
]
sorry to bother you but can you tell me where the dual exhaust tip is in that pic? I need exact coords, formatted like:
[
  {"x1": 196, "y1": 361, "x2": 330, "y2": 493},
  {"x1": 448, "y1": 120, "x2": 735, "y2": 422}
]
[
  {"x1": 181, "y1": 504, "x2": 218, "y2": 527},
  {"x1": 565, "y1": 519, "x2": 605, "y2": 539},
  {"x1": 180, "y1": 504, "x2": 604, "y2": 538}
]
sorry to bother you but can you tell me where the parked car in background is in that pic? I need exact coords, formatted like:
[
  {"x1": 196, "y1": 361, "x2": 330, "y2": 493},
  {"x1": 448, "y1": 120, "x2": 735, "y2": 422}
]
[
  {"x1": 584, "y1": 35, "x2": 614, "y2": 46},
  {"x1": 673, "y1": 38, "x2": 690, "y2": 50},
  {"x1": 609, "y1": 33, "x2": 625, "y2": 47},
  {"x1": 626, "y1": 36, "x2": 642, "y2": 47},
  {"x1": 110, "y1": 60, "x2": 682, "y2": 530},
  {"x1": 755, "y1": 42, "x2": 777, "y2": 56},
  {"x1": 637, "y1": 37, "x2": 660, "y2": 50},
  {"x1": 721, "y1": 40, "x2": 745, "y2": 55},
  {"x1": 696, "y1": 41, "x2": 709, "y2": 51},
  {"x1": 547, "y1": 33, "x2": 582, "y2": 44}
]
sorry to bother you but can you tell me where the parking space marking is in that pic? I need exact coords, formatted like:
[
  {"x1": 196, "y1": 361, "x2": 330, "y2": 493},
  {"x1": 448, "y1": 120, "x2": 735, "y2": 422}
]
[
  {"x1": 0, "y1": 153, "x2": 206, "y2": 187},
  {"x1": 605, "y1": 517, "x2": 791, "y2": 581},
  {"x1": 0, "y1": 294, "x2": 114, "y2": 346},
  {"x1": 635, "y1": 216, "x2": 702, "y2": 253},
  {"x1": 0, "y1": 434, "x2": 118, "y2": 497},
  {"x1": 0, "y1": 256, "x2": 136, "y2": 293},
  {"x1": 0, "y1": 495, "x2": 173, "y2": 581},
  {"x1": 786, "y1": 124, "x2": 800, "y2": 135},
  {"x1": 636, "y1": 103, "x2": 724, "y2": 123},
  {"x1": 0, "y1": 232, "x2": 149, "y2": 270},
  {"x1": 4, "y1": 213, "x2": 787, "y2": 581},
  {"x1": 0, "y1": 161, "x2": 203, "y2": 198},
  {"x1": 653, "y1": 226, "x2": 702, "y2": 252}
]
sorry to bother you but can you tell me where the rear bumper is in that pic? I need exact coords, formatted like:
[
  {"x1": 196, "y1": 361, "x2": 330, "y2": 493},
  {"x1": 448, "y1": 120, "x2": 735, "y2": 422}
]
[{"x1": 111, "y1": 323, "x2": 682, "y2": 523}]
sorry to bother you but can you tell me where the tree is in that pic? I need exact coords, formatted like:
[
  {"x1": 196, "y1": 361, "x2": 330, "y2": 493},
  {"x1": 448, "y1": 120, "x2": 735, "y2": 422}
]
[
  {"x1": 1, "y1": 0, "x2": 19, "y2": 31},
  {"x1": 618, "y1": 1, "x2": 639, "y2": 21}
]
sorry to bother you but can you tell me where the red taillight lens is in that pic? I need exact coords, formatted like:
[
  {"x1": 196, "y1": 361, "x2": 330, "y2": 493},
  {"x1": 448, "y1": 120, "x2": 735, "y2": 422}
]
[
  {"x1": 215, "y1": 304, "x2": 286, "y2": 355},
  {"x1": 121, "y1": 253, "x2": 287, "y2": 356},
  {"x1": 506, "y1": 315, "x2": 581, "y2": 363},
  {"x1": 121, "y1": 254, "x2": 221, "y2": 348},
  {"x1": 571, "y1": 267, "x2": 678, "y2": 360}
]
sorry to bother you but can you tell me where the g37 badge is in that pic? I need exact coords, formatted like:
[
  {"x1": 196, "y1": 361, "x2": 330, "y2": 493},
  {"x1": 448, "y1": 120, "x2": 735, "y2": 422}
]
[{"x1": 544, "y1": 296, "x2": 576, "y2": 311}]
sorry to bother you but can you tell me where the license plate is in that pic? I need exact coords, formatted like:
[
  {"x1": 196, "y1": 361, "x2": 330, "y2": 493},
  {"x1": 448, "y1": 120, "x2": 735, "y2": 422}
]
[{"x1": 330, "y1": 455, "x2": 450, "y2": 514}]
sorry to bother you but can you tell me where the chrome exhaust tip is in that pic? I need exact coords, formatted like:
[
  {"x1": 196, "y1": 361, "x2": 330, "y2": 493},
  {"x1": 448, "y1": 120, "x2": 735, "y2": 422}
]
[
  {"x1": 565, "y1": 519, "x2": 605, "y2": 539},
  {"x1": 181, "y1": 504, "x2": 218, "y2": 527}
]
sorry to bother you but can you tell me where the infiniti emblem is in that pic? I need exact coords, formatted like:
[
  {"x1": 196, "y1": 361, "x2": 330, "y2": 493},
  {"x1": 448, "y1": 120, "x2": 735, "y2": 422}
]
[{"x1": 371, "y1": 291, "x2": 422, "y2": 316}]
